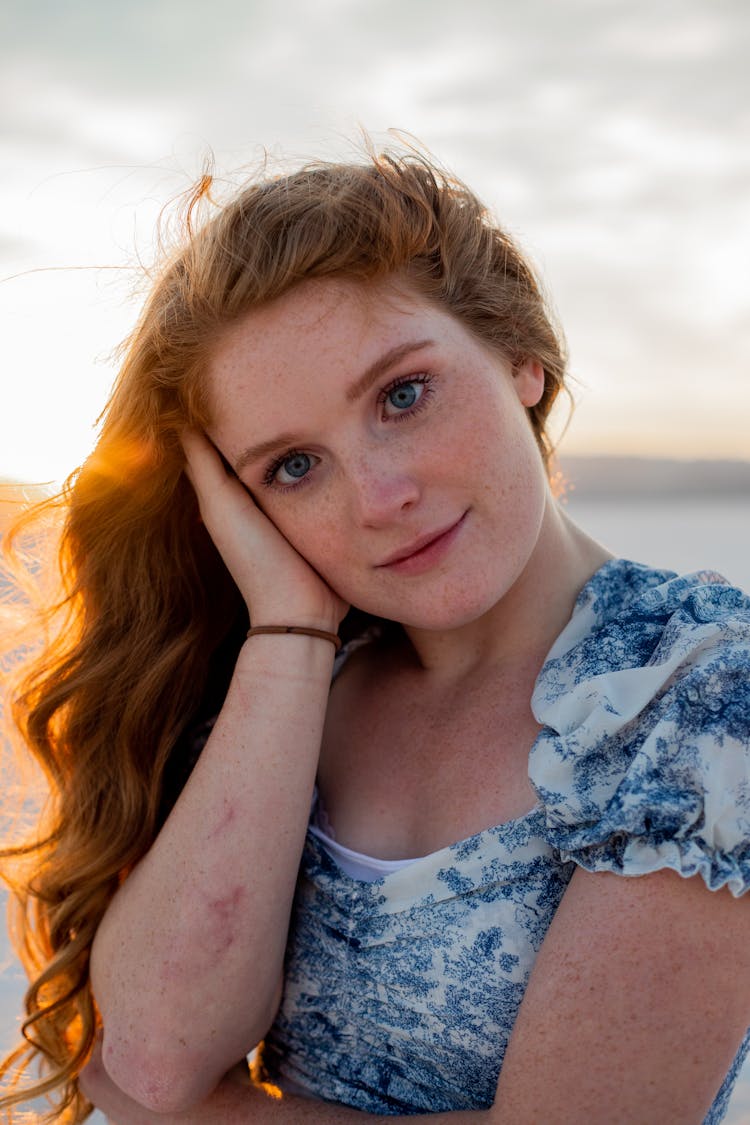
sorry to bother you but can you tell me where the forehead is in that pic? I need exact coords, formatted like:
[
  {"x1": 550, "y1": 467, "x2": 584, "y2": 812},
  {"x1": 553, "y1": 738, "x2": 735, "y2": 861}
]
[{"x1": 206, "y1": 277, "x2": 450, "y2": 420}]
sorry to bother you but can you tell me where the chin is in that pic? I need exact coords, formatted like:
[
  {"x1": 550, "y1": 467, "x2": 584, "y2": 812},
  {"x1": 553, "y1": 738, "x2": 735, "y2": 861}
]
[{"x1": 368, "y1": 585, "x2": 507, "y2": 633}]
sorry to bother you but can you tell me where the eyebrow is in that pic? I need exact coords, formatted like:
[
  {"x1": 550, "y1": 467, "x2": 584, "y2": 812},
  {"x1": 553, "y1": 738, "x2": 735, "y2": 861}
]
[{"x1": 233, "y1": 338, "x2": 434, "y2": 474}]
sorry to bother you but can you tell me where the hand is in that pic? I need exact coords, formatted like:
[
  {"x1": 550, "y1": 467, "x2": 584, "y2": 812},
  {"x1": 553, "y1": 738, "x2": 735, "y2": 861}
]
[{"x1": 182, "y1": 429, "x2": 349, "y2": 631}]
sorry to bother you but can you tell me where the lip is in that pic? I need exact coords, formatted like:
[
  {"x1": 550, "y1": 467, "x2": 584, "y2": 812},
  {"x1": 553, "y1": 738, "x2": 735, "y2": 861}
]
[{"x1": 377, "y1": 511, "x2": 468, "y2": 573}]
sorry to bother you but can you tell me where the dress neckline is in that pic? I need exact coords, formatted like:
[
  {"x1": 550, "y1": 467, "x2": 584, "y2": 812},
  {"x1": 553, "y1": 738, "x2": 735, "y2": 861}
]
[{"x1": 313, "y1": 558, "x2": 677, "y2": 884}]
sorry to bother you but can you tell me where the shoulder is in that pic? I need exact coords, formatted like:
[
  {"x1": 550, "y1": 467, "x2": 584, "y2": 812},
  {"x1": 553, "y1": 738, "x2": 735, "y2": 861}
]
[
  {"x1": 529, "y1": 559, "x2": 750, "y2": 896},
  {"x1": 537, "y1": 557, "x2": 749, "y2": 693}
]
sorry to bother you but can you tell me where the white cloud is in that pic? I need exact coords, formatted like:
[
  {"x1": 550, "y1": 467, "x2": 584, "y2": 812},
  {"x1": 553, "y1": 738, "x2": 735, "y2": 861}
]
[{"x1": 1, "y1": 0, "x2": 748, "y2": 479}]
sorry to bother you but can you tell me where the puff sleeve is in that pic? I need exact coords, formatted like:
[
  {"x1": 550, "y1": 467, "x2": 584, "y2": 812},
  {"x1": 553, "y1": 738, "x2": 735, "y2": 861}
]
[{"x1": 529, "y1": 561, "x2": 750, "y2": 897}]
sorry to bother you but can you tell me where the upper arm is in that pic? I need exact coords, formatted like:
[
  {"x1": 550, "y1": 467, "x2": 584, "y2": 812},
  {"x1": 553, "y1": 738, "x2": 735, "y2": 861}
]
[{"x1": 491, "y1": 866, "x2": 750, "y2": 1125}]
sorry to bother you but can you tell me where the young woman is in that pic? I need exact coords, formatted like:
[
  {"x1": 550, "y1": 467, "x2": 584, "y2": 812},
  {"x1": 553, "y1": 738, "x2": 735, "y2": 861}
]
[{"x1": 2, "y1": 147, "x2": 749, "y2": 1125}]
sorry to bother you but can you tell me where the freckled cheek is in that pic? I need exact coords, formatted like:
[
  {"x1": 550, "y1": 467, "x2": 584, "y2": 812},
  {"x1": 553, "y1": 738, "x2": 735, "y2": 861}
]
[{"x1": 274, "y1": 506, "x2": 353, "y2": 575}]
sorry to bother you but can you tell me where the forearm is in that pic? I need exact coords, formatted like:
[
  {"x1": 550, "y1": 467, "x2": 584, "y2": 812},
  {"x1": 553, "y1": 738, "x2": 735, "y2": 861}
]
[
  {"x1": 229, "y1": 1090, "x2": 485, "y2": 1125},
  {"x1": 178, "y1": 1088, "x2": 486, "y2": 1125},
  {"x1": 90, "y1": 633, "x2": 335, "y2": 1107},
  {"x1": 81, "y1": 1046, "x2": 488, "y2": 1125}
]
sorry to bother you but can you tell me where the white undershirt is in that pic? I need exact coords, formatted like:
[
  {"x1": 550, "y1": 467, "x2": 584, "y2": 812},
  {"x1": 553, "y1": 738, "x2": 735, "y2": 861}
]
[{"x1": 309, "y1": 787, "x2": 423, "y2": 882}]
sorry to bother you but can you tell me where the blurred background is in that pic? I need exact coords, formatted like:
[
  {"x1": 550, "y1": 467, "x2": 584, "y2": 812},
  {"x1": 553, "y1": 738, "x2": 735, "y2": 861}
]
[{"x1": 1, "y1": 0, "x2": 748, "y2": 1120}]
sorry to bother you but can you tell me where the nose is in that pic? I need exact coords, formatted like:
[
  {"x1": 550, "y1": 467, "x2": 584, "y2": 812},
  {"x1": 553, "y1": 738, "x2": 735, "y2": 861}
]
[{"x1": 348, "y1": 449, "x2": 421, "y2": 527}]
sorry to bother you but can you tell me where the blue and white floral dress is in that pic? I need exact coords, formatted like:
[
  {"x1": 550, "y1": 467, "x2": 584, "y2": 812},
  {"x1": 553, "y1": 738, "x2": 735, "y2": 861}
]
[{"x1": 258, "y1": 559, "x2": 750, "y2": 1122}]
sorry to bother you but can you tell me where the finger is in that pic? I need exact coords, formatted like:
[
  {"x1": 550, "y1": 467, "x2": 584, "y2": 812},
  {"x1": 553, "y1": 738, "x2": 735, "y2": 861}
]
[
  {"x1": 180, "y1": 431, "x2": 272, "y2": 569},
  {"x1": 180, "y1": 432, "x2": 253, "y2": 527},
  {"x1": 180, "y1": 429, "x2": 228, "y2": 492}
]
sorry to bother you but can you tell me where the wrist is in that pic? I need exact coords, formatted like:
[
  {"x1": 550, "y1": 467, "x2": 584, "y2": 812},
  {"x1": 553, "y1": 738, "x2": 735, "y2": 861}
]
[
  {"x1": 247, "y1": 608, "x2": 343, "y2": 635},
  {"x1": 236, "y1": 628, "x2": 338, "y2": 675},
  {"x1": 247, "y1": 625, "x2": 341, "y2": 651}
]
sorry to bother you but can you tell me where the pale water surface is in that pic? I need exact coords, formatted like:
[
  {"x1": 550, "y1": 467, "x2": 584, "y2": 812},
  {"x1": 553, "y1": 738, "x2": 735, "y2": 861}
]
[
  {"x1": 564, "y1": 496, "x2": 750, "y2": 594},
  {"x1": 2, "y1": 497, "x2": 749, "y2": 1121}
]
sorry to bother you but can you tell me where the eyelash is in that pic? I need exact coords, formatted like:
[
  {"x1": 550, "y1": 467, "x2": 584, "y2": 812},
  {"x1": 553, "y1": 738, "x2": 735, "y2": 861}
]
[
  {"x1": 376, "y1": 373, "x2": 434, "y2": 419},
  {"x1": 261, "y1": 373, "x2": 435, "y2": 491}
]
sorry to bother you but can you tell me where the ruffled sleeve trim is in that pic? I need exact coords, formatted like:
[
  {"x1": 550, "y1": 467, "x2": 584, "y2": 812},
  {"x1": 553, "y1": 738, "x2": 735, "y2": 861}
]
[{"x1": 529, "y1": 559, "x2": 750, "y2": 897}]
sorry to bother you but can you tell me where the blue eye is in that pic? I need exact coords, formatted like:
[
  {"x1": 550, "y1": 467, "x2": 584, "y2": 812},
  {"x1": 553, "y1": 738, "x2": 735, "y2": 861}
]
[
  {"x1": 265, "y1": 450, "x2": 316, "y2": 487},
  {"x1": 282, "y1": 453, "x2": 311, "y2": 479},
  {"x1": 381, "y1": 376, "x2": 431, "y2": 418}
]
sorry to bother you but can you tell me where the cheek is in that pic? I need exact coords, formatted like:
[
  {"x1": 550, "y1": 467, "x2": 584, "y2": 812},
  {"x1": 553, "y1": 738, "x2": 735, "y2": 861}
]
[
  {"x1": 477, "y1": 416, "x2": 547, "y2": 537},
  {"x1": 269, "y1": 501, "x2": 348, "y2": 574}
]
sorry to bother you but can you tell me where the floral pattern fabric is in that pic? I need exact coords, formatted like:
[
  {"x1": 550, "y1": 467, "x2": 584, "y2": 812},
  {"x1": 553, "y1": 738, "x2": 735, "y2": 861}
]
[{"x1": 259, "y1": 559, "x2": 750, "y2": 1121}]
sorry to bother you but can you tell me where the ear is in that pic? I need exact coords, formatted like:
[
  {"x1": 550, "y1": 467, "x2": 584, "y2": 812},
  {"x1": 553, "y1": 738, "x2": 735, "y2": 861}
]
[{"x1": 513, "y1": 358, "x2": 545, "y2": 408}]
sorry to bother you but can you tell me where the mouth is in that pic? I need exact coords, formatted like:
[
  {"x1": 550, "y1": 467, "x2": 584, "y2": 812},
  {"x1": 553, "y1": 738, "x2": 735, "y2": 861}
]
[{"x1": 376, "y1": 511, "x2": 469, "y2": 572}]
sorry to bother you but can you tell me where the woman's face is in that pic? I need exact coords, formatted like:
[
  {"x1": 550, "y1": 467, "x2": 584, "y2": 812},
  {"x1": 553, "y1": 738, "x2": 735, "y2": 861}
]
[{"x1": 206, "y1": 276, "x2": 548, "y2": 630}]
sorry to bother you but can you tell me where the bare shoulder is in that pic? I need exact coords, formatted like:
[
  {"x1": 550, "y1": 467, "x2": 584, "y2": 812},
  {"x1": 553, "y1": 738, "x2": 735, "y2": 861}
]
[{"x1": 492, "y1": 866, "x2": 750, "y2": 1124}]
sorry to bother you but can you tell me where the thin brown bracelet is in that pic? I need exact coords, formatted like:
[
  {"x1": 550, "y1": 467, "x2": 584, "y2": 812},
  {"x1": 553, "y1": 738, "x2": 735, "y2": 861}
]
[{"x1": 246, "y1": 625, "x2": 342, "y2": 652}]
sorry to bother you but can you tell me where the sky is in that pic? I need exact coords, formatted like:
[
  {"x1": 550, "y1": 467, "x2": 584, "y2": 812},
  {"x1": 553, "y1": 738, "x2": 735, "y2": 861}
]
[{"x1": 1, "y1": 0, "x2": 748, "y2": 484}]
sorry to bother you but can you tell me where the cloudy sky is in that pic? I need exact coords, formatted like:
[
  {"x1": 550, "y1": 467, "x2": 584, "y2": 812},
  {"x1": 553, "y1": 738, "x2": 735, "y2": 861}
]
[{"x1": 1, "y1": 0, "x2": 748, "y2": 483}]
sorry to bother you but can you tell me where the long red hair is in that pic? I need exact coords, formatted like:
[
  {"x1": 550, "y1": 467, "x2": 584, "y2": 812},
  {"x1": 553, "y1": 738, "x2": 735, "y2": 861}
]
[{"x1": 0, "y1": 144, "x2": 569, "y2": 1121}]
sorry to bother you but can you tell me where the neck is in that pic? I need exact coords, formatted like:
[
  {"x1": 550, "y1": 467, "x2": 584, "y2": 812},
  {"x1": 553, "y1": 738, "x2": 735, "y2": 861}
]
[{"x1": 400, "y1": 499, "x2": 612, "y2": 685}]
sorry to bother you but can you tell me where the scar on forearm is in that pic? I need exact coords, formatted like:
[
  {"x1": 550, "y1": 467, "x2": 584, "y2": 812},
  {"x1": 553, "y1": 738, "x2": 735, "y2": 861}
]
[
  {"x1": 203, "y1": 885, "x2": 246, "y2": 954},
  {"x1": 206, "y1": 800, "x2": 237, "y2": 840}
]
